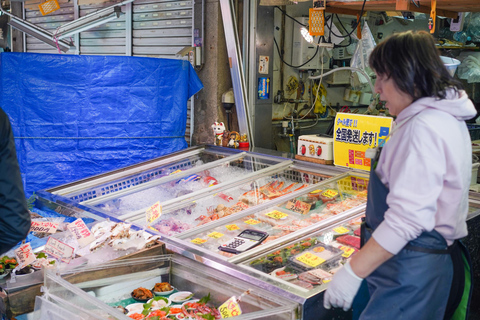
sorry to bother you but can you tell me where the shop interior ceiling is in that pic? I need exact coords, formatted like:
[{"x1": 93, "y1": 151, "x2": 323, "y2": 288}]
[{"x1": 246, "y1": 0, "x2": 480, "y2": 152}]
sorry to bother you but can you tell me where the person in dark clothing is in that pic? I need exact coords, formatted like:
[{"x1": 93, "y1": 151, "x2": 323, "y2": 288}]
[{"x1": 0, "y1": 108, "x2": 31, "y2": 254}]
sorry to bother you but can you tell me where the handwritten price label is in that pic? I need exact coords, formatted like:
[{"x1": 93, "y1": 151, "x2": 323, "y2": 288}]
[
  {"x1": 14, "y1": 243, "x2": 35, "y2": 268},
  {"x1": 244, "y1": 219, "x2": 260, "y2": 225},
  {"x1": 67, "y1": 219, "x2": 95, "y2": 248},
  {"x1": 30, "y1": 221, "x2": 59, "y2": 234},
  {"x1": 146, "y1": 201, "x2": 162, "y2": 224},
  {"x1": 296, "y1": 252, "x2": 326, "y2": 268},
  {"x1": 191, "y1": 238, "x2": 207, "y2": 245},
  {"x1": 265, "y1": 210, "x2": 288, "y2": 220},
  {"x1": 333, "y1": 226, "x2": 350, "y2": 234},
  {"x1": 208, "y1": 232, "x2": 224, "y2": 239},
  {"x1": 322, "y1": 189, "x2": 339, "y2": 198},
  {"x1": 219, "y1": 296, "x2": 242, "y2": 318},
  {"x1": 340, "y1": 246, "x2": 356, "y2": 258},
  {"x1": 44, "y1": 237, "x2": 74, "y2": 263},
  {"x1": 286, "y1": 200, "x2": 311, "y2": 215},
  {"x1": 310, "y1": 189, "x2": 322, "y2": 194},
  {"x1": 226, "y1": 224, "x2": 240, "y2": 231}
]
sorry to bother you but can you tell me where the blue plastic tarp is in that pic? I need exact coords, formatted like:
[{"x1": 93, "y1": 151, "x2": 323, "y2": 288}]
[{"x1": 0, "y1": 53, "x2": 203, "y2": 196}]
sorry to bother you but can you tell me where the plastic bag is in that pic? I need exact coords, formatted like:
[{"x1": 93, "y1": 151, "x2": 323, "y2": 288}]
[{"x1": 350, "y1": 21, "x2": 376, "y2": 84}]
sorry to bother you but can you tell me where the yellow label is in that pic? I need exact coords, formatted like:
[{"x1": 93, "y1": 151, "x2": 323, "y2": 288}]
[
  {"x1": 208, "y1": 232, "x2": 224, "y2": 239},
  {"x1": 323, "y1": 279, "x2": 331, "y2": 283},
  {"x1": 322, "y1": 189, "x2": 338, "y2": 198},
  {"x1": 146, "y1": 201, "x2": 162, "y2": 224},
  {"x1": 333, "y1": 226, "x2": 349, "y2": 234},
  {"x1": 170, "y1": 169, "x2": 182, "y2": 175},
  {"x1": 226, "y1": 224, "x2": 240, "y2": 231},
  {"x1": 191, "y1": 238, "x2": 207, "y2": 244},
  {"x1": 340, "y1": 246, "x2": 356, "y2": 258},
  {"x1": 265, "y1": 210, "x2": 288, "y2": 220},
  {"x1": 219, "y1": 296, "x2": 242, "y2": 318},
  {"x1": 244, "y1": 219, "x2": 260, "y2": 225},
  {"x1": 295, "y1": 252, "x2": 326, "y2": 268},
  {"x1": 310, "y1": 189, "x2": 322, "y2": 194}
]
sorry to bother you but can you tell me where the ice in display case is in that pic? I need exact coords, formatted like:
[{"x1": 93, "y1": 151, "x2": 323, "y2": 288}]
[
  {"x1": 36, "y1": 255, "x2": 299, "y2": 319},
  {"x1": 169, "y1": 171, "x2": 369, "y2": 264}
]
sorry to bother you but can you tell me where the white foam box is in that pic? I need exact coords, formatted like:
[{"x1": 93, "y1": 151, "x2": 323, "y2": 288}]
[{"x1": 295, "y1": 135, "x2": 334, "y2": 165}]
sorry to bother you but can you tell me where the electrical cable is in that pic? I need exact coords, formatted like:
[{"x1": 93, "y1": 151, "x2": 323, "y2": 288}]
[
  {"x1": 411, "y1": 0, "x2": 420, "y2": 8},
  {"x1": 309, "y1": 66, "x2": 375, "y2": 95},
  {"x1": 273, "y1": 36, "x2": 323, "y2": 69},
  {"x1": 274, "y1": 6, "x2": 307, "y2": 27}
]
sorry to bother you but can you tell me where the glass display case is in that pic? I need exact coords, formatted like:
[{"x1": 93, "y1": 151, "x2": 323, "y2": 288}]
[{"x1": 36, "y1": 255, "x2": 298, "y2": 320}]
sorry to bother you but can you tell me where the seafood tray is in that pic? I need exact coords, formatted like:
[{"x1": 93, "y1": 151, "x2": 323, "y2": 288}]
[
  {"x1": 38, "y1": 255, "x2": 297, "y2": 320},
  {"x1": 240, "y1": 214, "x2": 364, "y2": 294}
]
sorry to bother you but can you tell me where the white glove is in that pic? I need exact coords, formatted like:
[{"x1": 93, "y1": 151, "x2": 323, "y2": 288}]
[{"x1": 323, "y1": 261, "x2": 364, "y2": 311}]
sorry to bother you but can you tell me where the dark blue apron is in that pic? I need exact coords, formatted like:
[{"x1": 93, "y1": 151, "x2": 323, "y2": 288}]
[{"x1": 356, "y1": 152, "x2": 456, "y2": 319}]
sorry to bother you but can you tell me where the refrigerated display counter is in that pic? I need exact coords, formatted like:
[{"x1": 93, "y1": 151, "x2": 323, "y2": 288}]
[{"x1": 37, "y1": 255, "x2": 299, "y2": 320}]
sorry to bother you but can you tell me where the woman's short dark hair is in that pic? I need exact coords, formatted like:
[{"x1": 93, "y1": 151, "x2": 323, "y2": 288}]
[{"x1": 368, "y1": 30, "x2": 462, "y2": 101}]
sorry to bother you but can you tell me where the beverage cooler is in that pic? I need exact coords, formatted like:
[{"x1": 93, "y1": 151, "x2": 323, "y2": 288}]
[{"x1": 32, "y1": 145, "x2": 373, "y2": 319}]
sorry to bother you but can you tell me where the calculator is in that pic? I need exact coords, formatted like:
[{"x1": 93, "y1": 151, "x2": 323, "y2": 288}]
[{"x1": 218, "y1": 229, "x2": 269, "y2": 254}]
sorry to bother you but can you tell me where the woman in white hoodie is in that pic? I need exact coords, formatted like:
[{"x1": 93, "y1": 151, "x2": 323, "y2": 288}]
[{"x1": 324, "y1": 30, "x2": 476, "y2": 319}]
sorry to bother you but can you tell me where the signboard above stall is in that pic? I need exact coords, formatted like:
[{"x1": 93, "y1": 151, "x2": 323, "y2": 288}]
[{"x1": 333, "y1": 113, "x2": 393, "y2": 171}]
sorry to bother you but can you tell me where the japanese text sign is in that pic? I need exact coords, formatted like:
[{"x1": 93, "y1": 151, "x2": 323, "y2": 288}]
[
  {"x1": 146, "y1": 201, "x2": 162, "y2": 224},
  {"x1": 44, "y1": 237, "x2": 74, "y2": 263},
  {"x1": 219, "y1": 296, "x2": 242, "y2": 318},
  {"x1": 286, "y1": 200, "x2": 311, "y2": 215},
  {"x1": 67, "y1": 218, "x2": 95, "y2": 248},
  {"x1": 15, "y1": 243, "x2": 35, "y2": 268},
  {"x1": 30, "y1": 221, "x2": 59, "y2": 234},
  {"x1": 334, "y1": 113, "x2": 392, "y2": 171}
]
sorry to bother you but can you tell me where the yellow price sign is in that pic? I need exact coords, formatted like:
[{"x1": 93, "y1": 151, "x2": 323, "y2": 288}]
[
  {"x1": 310, "y1": 189, "x2": 322, "y2": 194},
  {"x1": 322, "y1": 189, "x2": 338, "y2": 198},
  {"x1": 296, "y1": 252, "x2": 325, "y2": 268},
  {"x1": 226, "y1": 224, "x2": 240, "y2": 231},
  {"x1": 146, "y1": 201, "x2": 162, "y2": 224},
  {"x1": 219, "y1": 296, "x2": 242, "y2": 318},
  {"x1": 265, "y1": 210, "x2": 288, "y2": 220},
  {"x1": 244, "y1": 219, "x2": 260, "y2": 225},
  {"x1": 191, "y1": 238, "x2": 207, "y2": 245},
  {"x1": 323, "y1": 279, "x2": 331, "y2": 283},
  {"x1": 340, "y1": 246, "x2": 356, "y2": 258},
  {"x1": 333, "y1": 226, "x2": 350, "y2": 234},
  {"x1": 208, "y1": 232, "x2": 224, "y2": 239},
  {"x1": 170, "y1": 169, "x2": 182, "y2": 175}
]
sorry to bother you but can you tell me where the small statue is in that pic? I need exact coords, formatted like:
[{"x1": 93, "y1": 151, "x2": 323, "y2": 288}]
[
  {"x1": 227, "y1": 131, "x2": 240, "y2": 148},
  {"x1": 222, "y1": 130, "x2": 230, "y2": 148},
  {"x1": 211, "y1": 122, "x2": 225, "y2": 146}
]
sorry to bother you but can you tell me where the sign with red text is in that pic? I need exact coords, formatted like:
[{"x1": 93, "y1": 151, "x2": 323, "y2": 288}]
[
  {"x1": 30, "y1": 221, "x2": 59, "y2": 234},
  {"x1": 44, "y1": 237, "x2": 75, "y2": 263},
  {"x1": 15, "y1": 243, "x2": 35, "y2": 268},
  {"x1": 146, "y1": 201, "x2": 162, "y2": 224},
  {"x1": 219, "y1": 296, "x2": 242, "y2": 318},
  {"x1": 67, "y1": 219, "x2": 95, "y2": 248}
]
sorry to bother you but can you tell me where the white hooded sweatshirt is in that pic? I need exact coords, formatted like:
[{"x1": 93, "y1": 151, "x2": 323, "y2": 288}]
[{"x1": 372, "y1": 89, "x2": 477, "y2": 255}]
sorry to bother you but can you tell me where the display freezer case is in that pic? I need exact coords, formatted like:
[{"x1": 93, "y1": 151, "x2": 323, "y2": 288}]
[{"x1": 36, "y1": 255, "x2": 299, "y2": 319}]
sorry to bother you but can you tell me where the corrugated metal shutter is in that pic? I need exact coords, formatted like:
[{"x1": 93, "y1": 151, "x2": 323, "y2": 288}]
[{"x1": 23, "y1": 0, "x2": 194, "y2": 145}]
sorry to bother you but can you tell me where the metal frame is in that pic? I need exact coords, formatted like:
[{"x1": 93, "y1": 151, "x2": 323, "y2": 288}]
[{"x1": 219, "y1": 0, "x2": 254, "y2": 148}]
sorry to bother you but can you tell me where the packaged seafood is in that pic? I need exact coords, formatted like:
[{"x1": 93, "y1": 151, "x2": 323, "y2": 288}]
[
  {"x1": 287, "y1": 243, "x2": 343, "y2": 272},
  {"x1": 336, "y1": 235, "x2": 361, "y2": 250}
]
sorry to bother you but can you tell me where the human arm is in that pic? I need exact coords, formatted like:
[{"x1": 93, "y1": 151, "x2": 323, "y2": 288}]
[
  {"x1": 0, "y1": 108, "x2": 31, "y2": 254},
  {"x1": 323, "y1": 237, "x2": 393, "y2": 311}
]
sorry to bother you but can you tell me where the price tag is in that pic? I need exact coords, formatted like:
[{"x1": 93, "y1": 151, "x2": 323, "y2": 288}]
[
  {"x1": 44, "y1": 237, "x2": 75, "y2": 263},
  {"x1": 208, "y1": 232, "x2": 224, "y2": 239},
  {"x1": 322, "y1": 189, "x2": 339, "y2": 198},
  {"x1": 170, "y1": 169, "x2": 182, "y2": 175},
  {"x1": 333, "y1": 226, "x2": 350, "y2": 234},
  {"x1": 323, "y1": 279, "x2": 331, "y2": 283},
  {"x1": 244, "y1": 219, "x2": 260, "y2": 225},
  {"x1": 310, "y1": 189, "x2": 322, "y2": 194},
  {"x1": 296, "y1": 252, "x2": 325, "y2": 268},
  {"x1": 323, "y1": 232, "x2": 333, "y2": 244},
  {"x1": 30, "y1": 221, "x2": 59, "y2": 234},
  {"x1": 286, "y1": 200, "x2": 311, "y2": 215},
  {"x1": 14, "y1": 243, "x2": 35, "y2": 268},
  {"x1": 219, "y1": 296, "x2": 242, "y2": 318},
  {"x1": 265, "y1": 210, "x2": 288, "y2": 220},
  {"x1": 191, "y1": 238, "x2": 207, "y2": 244},
  {"x1": 225, "y1": 224, "x2": 240, "y2": 231},
  {"x1": 340, "y1": 246, "x2": 356, "y2": 258},
  {"x1": 67, "y1": 218, "x2": 95, "y2": 248},
  {"x1": 146, "y1": 201, "x2": 162, "y2": 224}
]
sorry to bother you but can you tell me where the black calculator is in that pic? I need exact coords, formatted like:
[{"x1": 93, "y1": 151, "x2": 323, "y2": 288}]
[{"x1": 218, "y1": 229, "x2": 269, "y2": 254}]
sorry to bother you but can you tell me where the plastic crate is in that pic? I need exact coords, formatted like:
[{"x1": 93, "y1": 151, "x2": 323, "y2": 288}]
[{"x1": 468, "y1": 124, "x2": 480, "y2": 141}]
